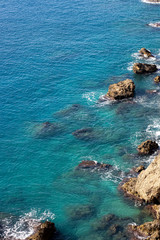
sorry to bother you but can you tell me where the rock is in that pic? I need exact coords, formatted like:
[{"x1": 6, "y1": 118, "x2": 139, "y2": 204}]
[
  {"x1": 133, "y1": 63, "x2": 157, "y2": 74},
  {"x1": 109, "y1": 224, "x2": 120, "y2": 235},
  {"x1": 35, "y1": 122, "x2": 59, "y2": 138},
  {"x1": 133, "y1": 165, "x2": 145, "y2": 174},
  {"x1": 146, "y1": 205, "x2": 160, "y2": 220},
  {"x1": 67, "y1": 204, "x2": 95, "y2": 220},
  {"x1": 154, "y1": 76, "x2": 160, "y2": 83},
  {"x1": 72, "y1": 128, "x2": 95, "y2": 140},
  {"x1": 76, "y1": 160, "x2": 112, "y2": 171},
  {"x1": 139, "y1": 48, "x2": 154, "y2": 58},
  {"x1": 104, "y1": 79, "x2": 135, "y2": 100},
  {"x1": 135, "y1": 154, "x2": 160, "y2": 203},
  {"x1": 120, "y1": 154, "x2": 160, "y2": 204},
  {"x1": 129, "y1": 220, "x2": 160, "y2": 240},
  {"x1": 27, "y1": 221, "x2": 56, "y2": 240},
  {"x1": 55, "y1": 104, "x2": 82, "y2": 117},
  {"x1": 92, "y1": 214, "x2": 117, "y2": 231},
  {"x1": 147, "y1": 0, "x2": 160, "y2": 2},
  {"x1": 148, "y1": 22, "x2": 160, "y2": 28},
  {"x1": 137, "y1": 140, "x2": 159, "y2": 155}
]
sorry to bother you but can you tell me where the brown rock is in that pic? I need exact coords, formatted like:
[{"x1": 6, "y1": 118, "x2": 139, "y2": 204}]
[
  {"x1": 135, "y1": 154, "x2": 160, "y2": 203},
  {"x1": 67, "y1": 204, "x2": 95, "y2": 220},
  {"x1": 146, "y1": 205, "x2": 160, "y2": 219},
  {"x1": 133, "y1": 63, "x2": 157, "y2": 74},
  {"x1": 146, "y1": 89, "x2": 159, "y2": 94},
  {"x1": 105, "y1": 79, "x2": 135, "y2": 100},
  {"x1": 139, "y1": 48, "x2": 154, "y2": 58},
  {"x1": 137, "y1": 140, "x2": 159, "y2": 155},
  {"x1": 27, "y1": 221, "x2": 56, "y2": 240},
  {"x1": 133, "y1": 165, "x2": 145, "y2": 174},
  {"x1": 129, "y1": 220, "x2": 160, "y2": 240},
  {"x1": 154, "y1": 76, "x2": 160, "y2": 83},
  {"x1": 77, "y1": 160, "x2": 112, "y2": 171}
]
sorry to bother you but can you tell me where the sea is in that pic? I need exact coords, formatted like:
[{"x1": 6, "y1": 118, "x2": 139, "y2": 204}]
[{"x1": 0, "y1": 0, "x2": 160, "y2": 239}]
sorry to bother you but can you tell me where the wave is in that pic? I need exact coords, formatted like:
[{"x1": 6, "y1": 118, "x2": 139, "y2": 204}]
[
  {"x1": 148, "y1": 22, "x2": 160, "y2": 28},
  {"x1": 2, "y1": 209, "x2": 55, "y2": 240}
]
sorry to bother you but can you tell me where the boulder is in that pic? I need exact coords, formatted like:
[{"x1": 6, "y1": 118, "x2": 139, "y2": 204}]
[
  {"x1": 139, "y1": 48, "x2": 154, "y2": 58},
  {"x1": 76, "y1": 160, "x2": 112, "y2": 171},
  {"x1": 129, "y1": 220, "x2": 160, "y2": 240},
  {"x1": 154, "y1": 76, "x2": 160, "y2": 83},
  {"x1": 133, "y1": 165, "x2": 145, "y2": 174},
  {"x1": 27, "y1": 221, "x2": 56, "y2": 240},
  {"x1": 104, "y1": 79, "x2": 135, "y2": 100},
  {"x1": 120, "y1": 154, "x2": 160, "y2": 204},
  {"x1": 137, "y1": 140, "x2": 159, "y2": 155},
  {"x1": 133, "y1": 63, "x2": 157, "y2": 74}
]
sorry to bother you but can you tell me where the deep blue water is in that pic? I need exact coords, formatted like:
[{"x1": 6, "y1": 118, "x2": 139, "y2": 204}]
[{"x1": 0, "y1": 0, "x2": 160, "y2": 239}]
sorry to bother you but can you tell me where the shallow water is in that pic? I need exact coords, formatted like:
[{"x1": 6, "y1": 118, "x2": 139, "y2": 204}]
[{"x1": 0, "y1": 0, "x2": 160, "y2": 239}]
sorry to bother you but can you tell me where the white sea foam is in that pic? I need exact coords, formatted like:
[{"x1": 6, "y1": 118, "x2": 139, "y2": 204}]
[
  {"x1": 131, "y1": 52, "x2": 156, "y2": 62},
  {"x1": 141, "y1": 0, "x2": 160, "y2": 4},
  {"x1": 146, "y1": 119, "x2": 160, "y2": 145},
  {"x1": 2, "y1": 209, "x2": 55, "y2": 240},
  {"x1": 148, "y1": 22, "x2": 160, "y2": 28}
]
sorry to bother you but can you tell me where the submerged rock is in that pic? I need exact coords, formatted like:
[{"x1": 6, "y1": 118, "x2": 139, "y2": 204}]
[
  {"x1": 72, "y1": 128, "x2": 94, "y2": 140},
  {"x1": 137, "y1": 140, "x2": 159, "y2": 155},
  {"x1": 146, "y1": 89, "x2": 159, "y2": 94},
  {"x1": 139, "y1": 48, "x2": 154, "y2": 58},
  {"x1": 133, "y1": 63, "x2": 157, "y2": 74},
  {"x1": 66, "y1": 204, "x2": 95, "y2": 220},
  {"x1": 120, "y1": 154, "x2": 160, "y2": 204},
  {"x1": 104, "y1": 79, "x2": 135, "y2": 100},
  {"x1": 55, "y1": 104, "x2": 82, "y2": 117},
  {"x1": 76, "y1": 160, "x2": 112, "y2": 171},
  {"x1": 154, "y1": 76, "x2": 160, "y2": 83},
  {"x1": 92, "y1": 214, "x2": 117, "y2": 231},
  {"x1": 27, "y1": 221, "x2": 56, "y2": 240},
  {"x1": 34, "y1": 122, "x2": 60, "y2": 138},
  {"x1": 129, "y1": 220, "x2": 160, "y2": 240}
]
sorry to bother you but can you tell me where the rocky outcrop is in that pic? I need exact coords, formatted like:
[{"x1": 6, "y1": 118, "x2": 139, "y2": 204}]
[
  {"x1": 154, "y1": 76, "x2": 160, "y2": 83},
  {"x1": 120, "y1": 154, "x2": 160, "y2": 204},
  {"x1": 137, "y1": 140, "x2": 159, "y2": 155},
  {"x1": 139, "y1": 48, "x2": 154, "y2": 58},
  {"x1": 27, "y1": 221, "x2": 56, "y2": 240},
  {"x1": 146, "y1": 204, "x2": 160, "y2": 220},
  {"x1": 35, "y1": 122, "x2": 60, "y2": 138},
  {"x1": 133, "y1": 165, "x2": 145, "y2": 174},
  {"x1": 129, "y1": 220, "x2": 160, "y2": 240},
  {"x1": 76, "y1": 160, "x2": 112, "y2": 171},
  {"x1": 133, "y1": 63, "x2": 157, "y2": 74},
  {"x1": 104, "y1": 79, "x2": 135, "y2": 100}
]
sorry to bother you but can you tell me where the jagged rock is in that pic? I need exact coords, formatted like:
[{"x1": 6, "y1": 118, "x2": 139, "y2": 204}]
[
  {"x1": 27, "y1": 221, "x2": 56, "y2": 240},
  {"x1": 137, "y1": 140, "x2": 159, "y2": 155},
  {"x1": 154, "y1": 76, "x2": 160, "y2": 83},
  {"x1": 129, "y1": 220, "x2": 160, "y2": 240},
  {"x1": 76, "y1": 160, "x2": 112, "y2": 171},
  {"x1": 133, "y1": 63, "x2": 157, "y2": 74},
  {"x1": 66, "y1": 204, "x2": 95, "y2": 220},
  {"x1": 139, "y1": 48, "x2": 154, "y2": 58},
  {"x1": 104, "y1": 79, "x2": 135, "y2": 100},
  {"x1": 120, "y1": 155, "x2": 160, "y2": 204}
]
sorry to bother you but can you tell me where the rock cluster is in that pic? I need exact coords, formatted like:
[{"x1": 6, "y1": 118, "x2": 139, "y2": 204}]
[
  {"x1": 133, "y1": 63, "x2": 157, "y2": 74},
  {"x1": 76, "y1": 160, "x2": 112, "y2": 171},
  {"x1": 105, "y1": 79, "x2": 135, "y2": 100},
  {"x1": 137, "y1": 140, "x2": 159, "y2": 155}
]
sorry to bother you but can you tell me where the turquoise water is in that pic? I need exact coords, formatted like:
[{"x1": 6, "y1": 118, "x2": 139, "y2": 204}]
[{"x1": 0, "y1": 0, "x2": 160, "y2": 239}]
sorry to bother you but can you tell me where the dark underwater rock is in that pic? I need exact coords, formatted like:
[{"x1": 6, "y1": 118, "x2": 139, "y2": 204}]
[
  {"x1": 92, "y1": 214, "x2": 117, "y2": 231},
  {"x1": 27, "y1": 221, "x2": 56, "y2": 240},
  {"x1": 34, "y1": 122, "x2": 61, "y2": 138},
  {"x1": 139, "y1": 48, "x2": 154, "y2": 58},
  {"x1": 104, "y1": 79, "x2": 135, "y2": 100},
  {"x1": 55, "y1": 104, "x2": 82, "y2": 117},
  {"x1": 72, "y1": 128, "x2": 94, "y2": 140},
  {"x1": 137, "y1": 140, "x2": 159, "y2": 155},
  {"x1": 133, "y1": 63, "x2": 157, "y2": 74},
  {"x1": 66, "y1": 204, "x2": 95, "y2": 220}
]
